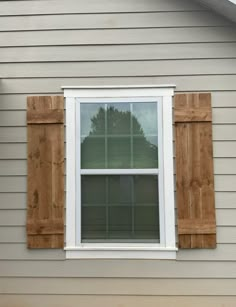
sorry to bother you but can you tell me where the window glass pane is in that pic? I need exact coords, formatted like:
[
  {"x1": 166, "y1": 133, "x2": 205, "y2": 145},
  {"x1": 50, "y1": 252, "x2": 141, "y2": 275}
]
[
  {"x1": 82, "y1": 206, "x2": 106, "y2": 239},
  {"x1": 81, "y1": 103, "x2": 106, "y2": 168},
  {"x1": 132, "y1": 102, "x2": 158, "y2": 135},
  {"x1": 133, "y1": 136, "x2": 158, "y2": 168},
  {"x1": 80, "y1": 102, "x2": 158, "y2": 169},
  {"x1": 107, "y1": 103, "x2": 131, "y2": 135},
  {"x1": 81, "y1": 175, "x2": 159, "y2": 242},
  {"x1": 132, "y1": 102, "x2": 158, "y2": 168},
  {"x1": 81, "y1": 103, "x2": 105, "y2": 136},
  {"x1": 82, "y1": 176, "x2": 107, "y2": 239},
  {"x1": 81, "y1": 137, "x2": 105, "y2": 168},
  {"x1": 107, "y1": 136, "x2": 131, "y2": 168}
]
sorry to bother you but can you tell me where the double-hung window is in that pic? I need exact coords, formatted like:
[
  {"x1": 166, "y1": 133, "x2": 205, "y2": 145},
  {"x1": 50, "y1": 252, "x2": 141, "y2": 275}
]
[{"x1": 64, "y1": 86, "x2": 176, "y2": 259}]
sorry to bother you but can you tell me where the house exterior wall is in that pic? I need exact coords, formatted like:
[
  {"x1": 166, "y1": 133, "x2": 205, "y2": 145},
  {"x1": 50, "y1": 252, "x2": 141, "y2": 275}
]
[{"x1": 0, "y1": 0, "x2": 236, "y2": 306}]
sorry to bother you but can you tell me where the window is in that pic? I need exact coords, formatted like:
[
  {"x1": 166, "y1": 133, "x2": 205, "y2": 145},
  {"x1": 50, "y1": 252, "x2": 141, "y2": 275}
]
[{"x1": 64, "y1": 86, "x2": 176, "y2": 258}]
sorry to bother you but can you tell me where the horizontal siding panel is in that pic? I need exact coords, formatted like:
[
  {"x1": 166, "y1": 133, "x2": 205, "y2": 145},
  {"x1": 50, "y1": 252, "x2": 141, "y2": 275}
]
[
  {"x1": 213, "y1": 108, "x2": 236, "y2": 124},
  {"x1": 0, "y1": 144, "x2": 26, "y2": 159},
  {"x1": 0, "y1": 92, "x2": 235, "y2": 111},
  {"x1": 2, "y1": 295, "x2": 236, "y2": 307},
  {"x1": 214, "y1": 158, "x2": 236, "y2": 174},
  {"x1": 0, "y1": 243, "x2": 235, "y2": 261},
  {"x1": 0, "y1": 95, "x2": 27, "y2": 110},
  {"x1": 0, "y1": 177, "x2": 26, "y2": 193},
  {"x1": 1, "y1": 43, "x2": 236, "y2": 63},
  {"x1": 215, "y1": 192, "x2": 236, "y2": 208},
  {"x1": 0, "y1": 193, "x2": 26, "y2": 210},
  {"x1": 1, "y1": 76, "x2": 236, "y2": 94},
  {"x1": 0, "y1": 12, "x2": 229, "y2": 32},
  {"x1": 0, "y1": 227, "x2": 26, "y2": 243},
  {"x1": 0, "y1": 225, "x2": 66, "y2": 243},
  {"x1": 215, "y1": 176, "x2": 236, "y2": 192},
  {"x1": 217, "y1": 227, "x2": 236, "y2": 243},
  {"x1": 0, "y1": 278, "x2": 236, "y2": 296},
  {"x1": 216, "y1": 209, "x2": 236, "y2": 226},
  {"x1": 0, "y1": 111, "x2": 26, "y2": 126},
  {"x1": 0, "y1": 210, "x2": 26, "y2": 226},
  {"x1": 1, "y1": 260, "x2": 236, "y2": 278},
  {"x1": 213, "y1": 125, "x2": 236, "y2": 141},
  {"x1": 177, "y1": 244, "x2": 236, "y2": 261},
  {"x1": 1, "y1": 59, "x2": 236, "y2": 78},
  {"x1": 0, "y1": 127, "x2": 26, "y2": 142},
  {"x1": 0, "y1": 244, "x2": 65, "y2": 260},
  {"x1": 212, "y1": 92, "x2": 236, "y2": 107},
  {"x1": 0, "y1": 295, "x2": 236, "y2": 307},
  {"x1": 0, "y1": 0, "x2": 205, "y2": 16},
  {"x1": 213, "y1": 142, "x2": 236, "y2": 157},
  {"x1": 0, "y1": 160, "x2": 27, "y2": 176},
  {"x1": 0, "y1": 158, "x2": 66, "y2": 176},
  {"x1": 0, "y1": 27, "x2": 236, "y2": 47}
]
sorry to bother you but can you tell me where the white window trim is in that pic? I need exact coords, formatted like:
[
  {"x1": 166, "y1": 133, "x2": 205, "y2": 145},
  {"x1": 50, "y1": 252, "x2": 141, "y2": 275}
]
[{"x1": 63, "y1": 85, "x2": 177, "y2": 259}]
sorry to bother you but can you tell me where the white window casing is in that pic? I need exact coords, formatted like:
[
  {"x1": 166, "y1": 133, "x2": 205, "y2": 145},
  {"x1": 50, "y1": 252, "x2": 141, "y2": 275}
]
[{"x1": 64, "y1": 85, "x2": 177, "y2": 259}]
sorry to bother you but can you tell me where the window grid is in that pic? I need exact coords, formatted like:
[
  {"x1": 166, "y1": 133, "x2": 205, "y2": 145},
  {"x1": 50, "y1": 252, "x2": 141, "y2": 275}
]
[{"x1": 77, "y1": 99, "x2": 161, "y2": 245}]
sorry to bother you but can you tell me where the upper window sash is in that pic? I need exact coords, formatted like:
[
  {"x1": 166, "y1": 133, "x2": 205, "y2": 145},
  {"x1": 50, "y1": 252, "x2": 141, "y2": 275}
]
[{"x1": 78, "y1": 97, "x2": 161, "y2": 171}]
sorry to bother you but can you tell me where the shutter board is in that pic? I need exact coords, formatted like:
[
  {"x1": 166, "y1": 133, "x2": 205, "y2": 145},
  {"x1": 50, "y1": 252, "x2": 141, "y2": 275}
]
[
  {"x1": 27, "y1": 109, "x2": 64, "y2": 124},
  {"x1": 27, "y1": 221, "x2": 64, "y2": 235},
  {"x1": 175, "y1": 93, "x2": 216, "y2": 249},
  {"x1": 178, "y1": 219, "x2": 216, "y2": 235},
  {"x1": 174, "y1": 109, "x2": 212, "y2": 122},
  {"x1": 27, "y1": 96, "x2": 64, "y2": 249}
]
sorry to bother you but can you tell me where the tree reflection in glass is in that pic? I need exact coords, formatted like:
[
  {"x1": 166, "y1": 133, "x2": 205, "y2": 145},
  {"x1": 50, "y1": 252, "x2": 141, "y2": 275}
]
[{"x1": 81, "y1": 102, "x2": 158, "y2": 169}]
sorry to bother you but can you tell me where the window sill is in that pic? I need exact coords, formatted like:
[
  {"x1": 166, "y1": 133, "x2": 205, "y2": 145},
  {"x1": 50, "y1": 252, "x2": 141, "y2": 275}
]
[{"x1": 65, "y1": 246, "x2": 177, "y2": 259}]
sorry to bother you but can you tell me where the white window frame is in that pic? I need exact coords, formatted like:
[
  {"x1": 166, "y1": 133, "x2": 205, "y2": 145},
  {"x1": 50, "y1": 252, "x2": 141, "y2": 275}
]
[{"x1": 63, "y1": 85, "x2": 177, "y2": 259}]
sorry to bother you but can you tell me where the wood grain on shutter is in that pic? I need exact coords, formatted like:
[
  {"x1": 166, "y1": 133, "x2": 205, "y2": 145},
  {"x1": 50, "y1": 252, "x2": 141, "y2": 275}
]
[
  {"x1": 175, "y1": 93, "x2": 216, "y2": 248},
  {"x1": 27, "y1": 96, "x2": 64, "y2": 248}
]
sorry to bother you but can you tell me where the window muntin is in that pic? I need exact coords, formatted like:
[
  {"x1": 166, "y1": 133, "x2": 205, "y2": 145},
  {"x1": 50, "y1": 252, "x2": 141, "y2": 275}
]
[{"x1": 78, "y1": 99, "x2": 161, "y2": 244}]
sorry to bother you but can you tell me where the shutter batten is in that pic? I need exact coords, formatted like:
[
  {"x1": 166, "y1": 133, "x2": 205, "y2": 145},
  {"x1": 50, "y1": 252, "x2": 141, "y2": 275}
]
[
  {"x1": 175, "y1": 93, "x2": 216, "y2": 249},
  {"x1": 27, "y1": 109, "x2": 64, "y2": 124},
  {"x1": 27, "y1": 96, "x2": 64, "y2": 249}
]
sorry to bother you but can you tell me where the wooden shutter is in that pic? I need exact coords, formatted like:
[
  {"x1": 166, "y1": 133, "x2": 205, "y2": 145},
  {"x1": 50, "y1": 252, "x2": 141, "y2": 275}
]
[
  {"x1": 27, "y1": 96, "x2": 64, "y2": 248},
  {"x1": 175, "y1": 93, "x2": 216, "y2": 248}
]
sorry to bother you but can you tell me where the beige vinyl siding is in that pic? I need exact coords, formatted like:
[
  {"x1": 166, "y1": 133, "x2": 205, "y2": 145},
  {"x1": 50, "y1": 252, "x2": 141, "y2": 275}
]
[
  {"x1": 1, "y1": 28, "x2": 236, "y2": 47},
  {"x1": 0, "y1": 0, "x2": 208, "y2": 15},
  {"x1": 1, "y1": 259, "x2": 236, "y2": 277},
  {"x1": 1, "y1": 43, "x2": 236, "y2": 63},
  {"x1": 1, "y1": 59, "x2": 236, "y2": 77},
  {"x1": 0, "y1": 12, "x2": 231, "y2": 31},
  {"x1": 1, "y1": 76, "x2": 236, "y2": 94},
  {"x1": 0, "y1": 0, "x2": 236, "y2": 306},
  {"x1": 0, "y1": 278, "x2": 236, "y2": 295},
  {"x1": 1, "y1": 296, "x2": 236, "y2": 307}
]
